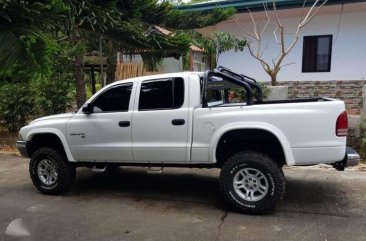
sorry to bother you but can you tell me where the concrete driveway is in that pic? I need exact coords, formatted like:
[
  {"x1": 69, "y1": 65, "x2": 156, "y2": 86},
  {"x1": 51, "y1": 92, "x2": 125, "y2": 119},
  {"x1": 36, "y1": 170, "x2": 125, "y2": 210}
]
[{"x1": 0, "y1": 154, "x2": 365, "y2": 241}]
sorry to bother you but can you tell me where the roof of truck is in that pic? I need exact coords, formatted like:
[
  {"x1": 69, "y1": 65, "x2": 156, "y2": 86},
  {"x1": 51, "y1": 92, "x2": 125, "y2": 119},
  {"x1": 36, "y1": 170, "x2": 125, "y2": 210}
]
[{"x1": 113, "y1": 71, "x2": 203, "y2": 85}]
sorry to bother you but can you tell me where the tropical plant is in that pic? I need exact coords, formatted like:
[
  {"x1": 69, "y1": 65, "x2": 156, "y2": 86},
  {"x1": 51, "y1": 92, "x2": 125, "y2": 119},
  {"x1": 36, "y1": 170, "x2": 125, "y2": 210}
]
[
  {"x1": 0, "y1": 0, "x2": 64, "y2": 73},
  {"x1": 102, "y1": 2, "x2": 236, "y2": 84},
  {"x1": 1, "y1": 0, "x2": 236, "y2": 109},
  {"x1": 0, "y1": 37, "x2": 77, "y2": 131},
  {"x1": 193, "y1": 31, "x2": 246, "y2": 69},
  {"x1": 229, "y1": 82, "x2": 270, "y2": 103}
]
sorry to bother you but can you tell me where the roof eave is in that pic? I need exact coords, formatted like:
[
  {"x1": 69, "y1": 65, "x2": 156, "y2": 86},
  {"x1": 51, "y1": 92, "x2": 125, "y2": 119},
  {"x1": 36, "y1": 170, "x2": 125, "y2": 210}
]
[{"x1": 177, "y1": 0, "x2": 366, "y2": 13}]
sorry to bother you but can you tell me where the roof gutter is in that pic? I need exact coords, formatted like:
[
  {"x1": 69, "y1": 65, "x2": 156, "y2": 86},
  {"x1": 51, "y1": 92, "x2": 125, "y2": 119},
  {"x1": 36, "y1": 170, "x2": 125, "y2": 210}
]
[{"x1": 176, "y1": 0, "x2": 366, "y2": 13}]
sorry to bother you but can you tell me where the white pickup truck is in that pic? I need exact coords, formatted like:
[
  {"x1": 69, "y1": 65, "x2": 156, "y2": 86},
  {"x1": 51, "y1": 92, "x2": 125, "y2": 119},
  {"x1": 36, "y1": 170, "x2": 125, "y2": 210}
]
[{"x1": 16, "y1": 66, "x2": 360, "y2": 214}]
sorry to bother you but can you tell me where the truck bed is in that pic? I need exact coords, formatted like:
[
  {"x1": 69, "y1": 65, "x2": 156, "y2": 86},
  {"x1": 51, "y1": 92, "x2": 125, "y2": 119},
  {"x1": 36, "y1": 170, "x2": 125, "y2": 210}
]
[{"x1": 209, "y1": 97, "x2": 331, "y2": 107}]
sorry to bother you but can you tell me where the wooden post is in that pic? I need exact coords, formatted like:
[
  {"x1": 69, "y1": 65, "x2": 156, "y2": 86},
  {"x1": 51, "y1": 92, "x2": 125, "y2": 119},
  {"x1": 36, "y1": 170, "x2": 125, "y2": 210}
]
[
  {"x1": 91, "y1": 65, "x2": 96, "y2": 94},
  {"x1": 189, "y1": 49, "x2": 193, "y2": 71}
]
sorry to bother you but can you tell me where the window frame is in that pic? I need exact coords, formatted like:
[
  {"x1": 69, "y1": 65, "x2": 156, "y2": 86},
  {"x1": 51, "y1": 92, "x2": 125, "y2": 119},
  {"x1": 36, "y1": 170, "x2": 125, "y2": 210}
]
[
  {"x1": 302, "y1": 35, "x2": 333, "y2": 73},
  {"x1": 138, "y1": 77, "x2": 185, "y2": 111},
  {"x1": 90, "y1": 82, "x2": 133, "y2": 113}
]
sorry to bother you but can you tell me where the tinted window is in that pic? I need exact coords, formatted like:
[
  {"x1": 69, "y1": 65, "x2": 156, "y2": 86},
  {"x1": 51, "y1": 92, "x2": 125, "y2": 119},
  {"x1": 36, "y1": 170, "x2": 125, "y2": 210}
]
[
  {"x1": 206, "y1": 75, "x2": 246, "y2": 104},
  {"x1": 174, "y1": 77, "x2": 184, "y2": 108},
  {"x1": 207, "y1": 90, "x2": 223, "y2": 102},
  {"x1": 92, "y1": 84, "x2": 132, "y2": 112},
  {"x1": 302, "y1": 35, "x2": 332, "y2": 72},
  {"x1": 139, "y1": 78, "x2": 184, "y2": 110}
]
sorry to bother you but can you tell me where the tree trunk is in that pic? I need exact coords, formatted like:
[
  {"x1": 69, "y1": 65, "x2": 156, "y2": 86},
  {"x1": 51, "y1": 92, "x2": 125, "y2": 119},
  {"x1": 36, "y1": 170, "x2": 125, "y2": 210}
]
[
  {"x1": 270, "y1": 73, "x2": 277, "y2": 86},
  {"x1": 75, "y1": 52, "x2": 85, "y2": 109},
  {"x1": 106, "y1": 40, "x2": 116, "y2": 85},
  {"x1": 72, "y1": 29, "x2": 86, "y2": 109}
]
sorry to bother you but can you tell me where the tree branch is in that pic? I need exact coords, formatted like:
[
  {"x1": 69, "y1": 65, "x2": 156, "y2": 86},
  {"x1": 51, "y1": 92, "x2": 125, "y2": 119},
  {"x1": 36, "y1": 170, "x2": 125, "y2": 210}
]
[
  {"x1": 299, "y1": 0, "x2": 307, "y2": 24},
  {"x1": 235, "y1": 17, "x2": 258, "y2": 39},
  {"x1": 301, "y1": 0, "x2": 327, "y2": 26},
  {"x1": 280, "y1": 62, "x2": 296, "y2": 68},
  {"x1": 238, "y1": 0, "x2": 328, "y2": 85},
  {"x1": 247, "y1": 44, "x2": 270, "y2": 72},
  {"x1": 272, "y1": 0, "x2": 282, "y2": 27},
  {"x1": 260, "y1": 3, "x2": 272, "y2": 37},
  {"x1": 247, "y1": 8, "x2": 260, "y2": 39},
  {"x1": 273, "y1": 27, "x2": 280, "y2": 44},
  {"x1": 272, "y1": 0, "x2": 285, "y2": 55}
]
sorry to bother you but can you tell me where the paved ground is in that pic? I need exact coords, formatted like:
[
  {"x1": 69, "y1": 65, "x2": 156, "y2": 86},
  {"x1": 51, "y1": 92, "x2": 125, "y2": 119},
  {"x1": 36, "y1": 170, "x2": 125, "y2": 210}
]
[{"x1": 0, "y1": 154, "x2": 366, "y2": 241}]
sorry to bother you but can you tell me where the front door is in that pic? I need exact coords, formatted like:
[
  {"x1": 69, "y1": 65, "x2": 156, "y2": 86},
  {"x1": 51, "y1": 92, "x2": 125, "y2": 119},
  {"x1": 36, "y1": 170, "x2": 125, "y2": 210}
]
[
  {"x1": 132, "y1": 77, "x2": 189, "y2": 162},
  {"x1": 67, "y1": 83, "x2": 134, "y2": 162}
]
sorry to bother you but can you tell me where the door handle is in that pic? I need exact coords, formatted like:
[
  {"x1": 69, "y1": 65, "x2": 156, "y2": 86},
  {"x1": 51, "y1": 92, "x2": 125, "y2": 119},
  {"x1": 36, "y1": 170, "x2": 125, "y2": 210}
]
[
  {"x1": 172, "y1": 119, "x2": 185, "y2": 126},
  {"x1": 118, "y1": 121, "x2": 130, "y2": 127}
]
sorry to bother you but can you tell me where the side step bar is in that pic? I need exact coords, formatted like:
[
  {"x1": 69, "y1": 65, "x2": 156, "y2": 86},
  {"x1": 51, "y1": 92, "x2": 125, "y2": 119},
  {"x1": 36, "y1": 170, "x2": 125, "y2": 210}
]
[
  {"x1": 333, "y1": 146, "x2": 361, "y2": 171},
  {"x1": 92, "y1": 164, "x2": 107, "y2": 172},
  {"x1": 147, "y1": 167, "x2": 164, "y2": 174}
]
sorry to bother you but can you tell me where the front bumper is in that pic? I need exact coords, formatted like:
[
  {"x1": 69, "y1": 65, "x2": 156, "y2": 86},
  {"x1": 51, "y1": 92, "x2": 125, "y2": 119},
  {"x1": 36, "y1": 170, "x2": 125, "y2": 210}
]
[
  {"x1": 333, "y1": 146, "x2": 360, "y2": 171},
  {"x1": 16, "y1": 140, "x2": 28, "y2": 157}
]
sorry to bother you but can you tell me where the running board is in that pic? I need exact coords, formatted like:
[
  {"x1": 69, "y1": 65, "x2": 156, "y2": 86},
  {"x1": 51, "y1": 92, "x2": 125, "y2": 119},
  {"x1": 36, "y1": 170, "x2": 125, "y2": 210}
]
[
  {"x1": 92, "y1": 165, "x2": 107, "y2": 172},
  {"x1": 147, "y1": 167, "x2": 164, "y2": 174}
]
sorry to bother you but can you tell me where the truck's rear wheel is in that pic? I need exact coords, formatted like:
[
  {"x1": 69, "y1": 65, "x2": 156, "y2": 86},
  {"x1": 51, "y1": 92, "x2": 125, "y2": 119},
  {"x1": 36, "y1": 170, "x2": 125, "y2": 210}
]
[
  {"x1": 219, "y1": 151, "x2": 285, "y2": 214},
  {"x1": 29, "y1": 148, "x2": 76, "y2": 195}
]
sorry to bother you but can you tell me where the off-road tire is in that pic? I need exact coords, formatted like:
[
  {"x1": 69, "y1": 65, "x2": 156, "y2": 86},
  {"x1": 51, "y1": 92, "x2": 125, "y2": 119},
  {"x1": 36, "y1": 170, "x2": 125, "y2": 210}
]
[
  {"x1": 219, "y1": 151, "x2": 285, "y2": 214},
  {"x1": 29, "y1": 147, "x2": 76, "y2": 195}
]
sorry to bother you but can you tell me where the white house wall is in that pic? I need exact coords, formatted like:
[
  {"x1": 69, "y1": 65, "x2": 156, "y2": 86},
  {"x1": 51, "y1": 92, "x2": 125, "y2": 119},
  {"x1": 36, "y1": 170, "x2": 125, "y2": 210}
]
[{"x1": 214, "y1": 4, "x2": 366, "y2": 81}]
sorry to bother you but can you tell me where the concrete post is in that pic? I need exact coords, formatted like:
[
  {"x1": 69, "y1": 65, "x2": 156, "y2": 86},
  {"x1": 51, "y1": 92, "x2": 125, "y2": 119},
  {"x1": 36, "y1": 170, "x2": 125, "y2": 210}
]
[
  {"x1": 362, "y1": 85, "x2": 366, "y2": 116},
  {"x1": 266, "y1": 86, "x2": 288, "y2": 101}
]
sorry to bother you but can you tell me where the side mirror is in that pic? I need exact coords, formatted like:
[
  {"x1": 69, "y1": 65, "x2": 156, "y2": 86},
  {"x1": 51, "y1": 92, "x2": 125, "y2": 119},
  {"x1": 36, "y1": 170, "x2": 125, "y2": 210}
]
[{"x1": 82, "y1": 103, "x2": 93, "y2": 114}]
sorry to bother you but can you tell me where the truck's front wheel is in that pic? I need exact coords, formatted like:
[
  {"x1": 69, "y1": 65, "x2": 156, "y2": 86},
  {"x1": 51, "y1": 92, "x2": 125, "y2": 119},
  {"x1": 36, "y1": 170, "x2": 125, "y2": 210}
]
[
  {"x1": 29, "y1": 148, "x2": 76, "y2": 195},
  {"x1": 219, "y1": 151, "x2": 285, "y2": 214}
]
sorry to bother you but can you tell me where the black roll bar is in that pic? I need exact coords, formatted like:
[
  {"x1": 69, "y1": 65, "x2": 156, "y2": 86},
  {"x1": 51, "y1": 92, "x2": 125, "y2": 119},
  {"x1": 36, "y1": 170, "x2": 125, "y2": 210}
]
[
  {"x1": 202, "y1": 69, "x2": 254, "y2": 107},
  {"x1": 216, "y1": 66, "x2": 263, "y2": 102}
]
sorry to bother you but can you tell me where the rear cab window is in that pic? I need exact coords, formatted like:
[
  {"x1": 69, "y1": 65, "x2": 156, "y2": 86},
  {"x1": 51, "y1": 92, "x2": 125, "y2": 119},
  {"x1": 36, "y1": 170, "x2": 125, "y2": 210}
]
[
  {"x1": 138, "y1": 77, "x2": 184, "y2": 111},
  {"x1": 206, "y1": 76, "x2": 249, "y2": 107}
]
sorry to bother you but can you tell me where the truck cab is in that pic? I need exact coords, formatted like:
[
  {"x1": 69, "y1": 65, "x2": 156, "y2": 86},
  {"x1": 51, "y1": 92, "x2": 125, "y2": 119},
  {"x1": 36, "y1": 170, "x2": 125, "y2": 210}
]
[{"x1": 67, "y1": 72, "x2": 200, "y2": 163}]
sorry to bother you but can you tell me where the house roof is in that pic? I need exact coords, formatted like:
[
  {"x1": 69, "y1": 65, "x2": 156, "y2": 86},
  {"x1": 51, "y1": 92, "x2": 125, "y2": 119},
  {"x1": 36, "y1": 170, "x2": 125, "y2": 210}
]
[
  {"x1": 153, "y1": 26, "x2": 173, "y2": 36},
  {"x1": 190, "y1": 45, "x2": 204, "y2": 52},
  {"x1": 177, "y1": 0, "x2": 366, "y2": 13}
]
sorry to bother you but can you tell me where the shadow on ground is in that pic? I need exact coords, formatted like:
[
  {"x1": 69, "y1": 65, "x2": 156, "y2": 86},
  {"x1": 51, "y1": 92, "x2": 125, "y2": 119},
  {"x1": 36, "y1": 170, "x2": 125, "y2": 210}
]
[{"x1": 72, "y1": 167, "x2": 352, "y2": 216}]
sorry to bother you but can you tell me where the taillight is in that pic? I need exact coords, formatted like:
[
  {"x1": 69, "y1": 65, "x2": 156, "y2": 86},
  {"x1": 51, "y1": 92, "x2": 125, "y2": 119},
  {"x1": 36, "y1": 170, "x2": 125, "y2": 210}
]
[{"x1": 336, "y1": 111, "x2": 348, "y2": 136}]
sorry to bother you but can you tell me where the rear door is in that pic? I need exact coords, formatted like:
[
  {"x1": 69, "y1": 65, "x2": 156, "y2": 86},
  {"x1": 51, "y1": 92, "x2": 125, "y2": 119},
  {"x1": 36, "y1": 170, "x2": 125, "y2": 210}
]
[{"x1": 132, "y1": 77, "x2": 189, "y2": 162}]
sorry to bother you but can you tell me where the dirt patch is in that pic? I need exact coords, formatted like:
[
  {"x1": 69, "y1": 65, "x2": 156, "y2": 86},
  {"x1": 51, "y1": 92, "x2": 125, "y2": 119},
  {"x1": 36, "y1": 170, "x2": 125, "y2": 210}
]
[
  {"x1": 286, "y1": 163, "x2": 366, "y2": 172},
  {"x1": 0, "y1": 131, "x2": 18, "y2": 145},
  {"x1": 0, "y1": 144, "x2": 20, "y2": 156}
]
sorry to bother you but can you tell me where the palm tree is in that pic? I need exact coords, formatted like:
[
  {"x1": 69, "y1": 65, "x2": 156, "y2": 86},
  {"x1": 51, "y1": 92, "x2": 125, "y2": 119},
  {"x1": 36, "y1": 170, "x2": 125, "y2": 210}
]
[{"x1": 0, "y1": 0, "x2": 64, "y2": 74}]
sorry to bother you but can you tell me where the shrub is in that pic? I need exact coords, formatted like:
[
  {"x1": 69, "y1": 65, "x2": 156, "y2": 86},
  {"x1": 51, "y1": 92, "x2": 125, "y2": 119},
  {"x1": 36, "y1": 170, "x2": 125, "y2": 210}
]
[
  {"x1": 230, "y1": 82, "x2": 270, "y2": 102},
  {"x1": 35, "y1": 76, "x2": 74, "y2": 116},
  {"x1": 0, "y1": 82, "x2": 37, "y2": 132}
]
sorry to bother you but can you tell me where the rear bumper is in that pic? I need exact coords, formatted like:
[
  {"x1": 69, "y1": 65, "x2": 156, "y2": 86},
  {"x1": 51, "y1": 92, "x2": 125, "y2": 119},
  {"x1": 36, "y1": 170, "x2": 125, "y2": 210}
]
[
  {"x1": 346, "y1": 147, "x2": 361, "y2": 167},
  {"x1": 16, "y1": 141, "x2": 28, "y2": 157},
  {"x1": 333, "y1": 146, "x2": 360, "y2": 171}
]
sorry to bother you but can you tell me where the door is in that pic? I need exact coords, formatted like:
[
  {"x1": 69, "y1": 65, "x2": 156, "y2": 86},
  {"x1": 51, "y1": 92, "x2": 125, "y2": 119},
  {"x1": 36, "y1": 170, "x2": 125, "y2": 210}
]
[
  {"x1": 67, "y1": 83, "x2": 134, "y2": 162},
  {"x1": 132, "y1": 77, "x2": 189, "y2": 162}
]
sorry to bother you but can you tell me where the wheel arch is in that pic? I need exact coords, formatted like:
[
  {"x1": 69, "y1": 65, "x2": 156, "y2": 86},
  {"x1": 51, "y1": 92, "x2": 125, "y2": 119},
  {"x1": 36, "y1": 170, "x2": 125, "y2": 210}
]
[
  {"x1": 209, "y1": 122, "x2": 295, "y2": 166},
  {"x1": 26, "y1": 128, "x2": 76, "y2": 162}
]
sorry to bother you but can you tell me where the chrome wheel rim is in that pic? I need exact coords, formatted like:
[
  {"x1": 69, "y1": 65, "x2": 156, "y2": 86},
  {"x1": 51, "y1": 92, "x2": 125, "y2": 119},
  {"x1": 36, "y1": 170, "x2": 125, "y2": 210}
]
[
  {"x1": 37, "y1": 159, "x2": 58, "y2": 185},
  {"x1": 233, "y1": 168, "x2": 269, "y2": 202}
]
